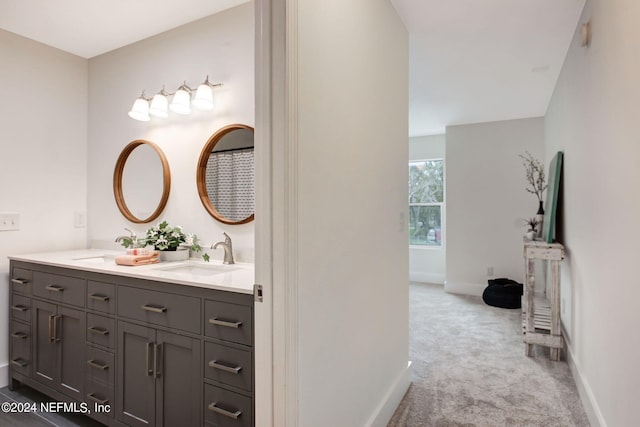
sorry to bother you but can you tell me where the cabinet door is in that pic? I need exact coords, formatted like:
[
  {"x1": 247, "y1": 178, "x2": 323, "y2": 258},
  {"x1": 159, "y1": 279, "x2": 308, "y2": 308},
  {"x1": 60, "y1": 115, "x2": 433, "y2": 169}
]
[
  {"x1": 57, "y1": 306, "x2": 85, "y2": 400},
  {"x1": 155, "y1": 331, "x2": 201, "y2": 427},
  {"x1": 32, "y1": 300, "x2": 57, "y2": 388},
  {"x1": 117, "y1": 321, "x2": 156, "y2": 427}
]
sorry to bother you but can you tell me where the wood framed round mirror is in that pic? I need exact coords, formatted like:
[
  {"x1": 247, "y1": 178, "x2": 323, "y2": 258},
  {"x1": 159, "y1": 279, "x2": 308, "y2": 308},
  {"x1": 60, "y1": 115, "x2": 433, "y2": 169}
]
[
  {"x1": 197, "y1": 124, "x2": 255, "y2": 225},
  {"x1": 113, "y1": 140, "x2": 171, "y2": 224}
]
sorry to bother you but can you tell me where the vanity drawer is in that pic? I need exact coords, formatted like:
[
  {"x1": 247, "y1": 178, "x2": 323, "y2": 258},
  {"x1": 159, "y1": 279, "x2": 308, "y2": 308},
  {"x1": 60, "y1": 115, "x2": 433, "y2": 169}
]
[
  {"x1": 10, "y1": 321, "x2": 31, "y2": 376},
  {"x1": 86, "y1": 346, "x2": 115, "y2": 388},
  {"x1": 87, "y1": 281, "x2": 116, "y2": 314},
  {"x1": 204, "y1": 342, "x2": 252, "y2": 392},
  {"x1": 11, "y1": 268, "x2": 32, "y2": 294},
  {"x1": 204, "y1": 300, "x2": 252, "y2": 346},
  {"x1": 118, "y1": 286, "x2": 201, "y2": 334},
  {"x1": 87, "y1": 314, "x2": 116, "y2": 349},
  {"x1": 11, "y1": 294, "x2": 31, "y2": 323},
  {"x1": 204, "y1": 384, "x2": 253, "y2": 427},
  {"x1": 33, "y1": 272, "x2": 86, "y2": 307}
]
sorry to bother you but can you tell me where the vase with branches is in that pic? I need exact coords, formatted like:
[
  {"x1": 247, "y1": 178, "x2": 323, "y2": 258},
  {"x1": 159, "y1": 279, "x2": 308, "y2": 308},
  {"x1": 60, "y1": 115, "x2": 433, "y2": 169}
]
[{"x1": 519, "y1": 151, "x2": 548, "y2": 237}]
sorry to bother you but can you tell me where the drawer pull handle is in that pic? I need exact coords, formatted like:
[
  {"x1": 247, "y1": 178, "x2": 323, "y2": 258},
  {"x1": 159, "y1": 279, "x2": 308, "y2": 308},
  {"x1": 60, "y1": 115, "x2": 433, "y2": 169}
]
[
  {"x1": 208, "y1": 403, "x2": 242, "y2": 420},
  {"x1": 88, "y1": 326, "x2": 110, "y2": 336},
  {"x1": 11, "y1": 331, "x2": 28, "y2": 339},
  {"x1": 87, "y1": 359, "x2": 109, "y2": 370},
  {"x1": 86, "y1": 393, "x2": 109, "y2": 405},
  {"x1": 45, "y1": 284, "x2": 64, "y2": 292},
  {"x1": 11, "y1": 305, "x2": 28, "y2": 312},
  {"x1": 209, "y1": 360, "x2": 242, "y2": 374},
  {"x1": 11, "y1": 278, "x2": 29, "y2": 285},
  {"x1": 209, "y1": 318, "x2": 243, "y2": 328},
  {"x1": 89, "y1": 293, "x2": 110, "y2": 302},
  {"x1": 11, "y1": 358, "x2": 28, "y2": 368},
  {"x1": 141, "y1": 304, "x2": 167, "y2": 314}
]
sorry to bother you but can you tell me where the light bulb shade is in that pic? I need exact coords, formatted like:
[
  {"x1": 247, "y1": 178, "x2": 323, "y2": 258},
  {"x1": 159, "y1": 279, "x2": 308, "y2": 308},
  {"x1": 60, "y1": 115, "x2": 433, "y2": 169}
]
[
  {"x1": 192, "y1": 84, "x2": 214, "y2": 110},
  {"x1": 149, "y1": 93, "x2": 169, "y2": 118},
  {"x1": 170, "y1": 89, "x2": 191, "y2": 115},
  {"x1": 128, "y1": 98, "x2": 150, "y2": 121}
]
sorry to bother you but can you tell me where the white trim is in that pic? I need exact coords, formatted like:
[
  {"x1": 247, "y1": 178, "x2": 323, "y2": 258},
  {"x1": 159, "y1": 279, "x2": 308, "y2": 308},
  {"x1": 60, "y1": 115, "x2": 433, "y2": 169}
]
[
  {"x1": 0, "y1": 363, "x2": 8, "y2": 388},
  {"x1": 409, "y1": 272, "x2": 445, "y2": 285},
  {"x1": 365, "y1": 361, "x2": 413, "y2": 427},
  {"x1": 563, "y1": 329, "x2": 606, "y2": 427},
  {"x1": 444, "y1": 280, "x2": 485, "y2": 296},
  {"x1": 254, "y1": 0, "x2": 275, "y2": 425}
]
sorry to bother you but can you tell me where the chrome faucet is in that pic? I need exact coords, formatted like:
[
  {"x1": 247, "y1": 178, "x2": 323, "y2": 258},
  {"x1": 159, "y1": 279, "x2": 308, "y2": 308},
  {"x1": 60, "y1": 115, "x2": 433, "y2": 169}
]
[
  {"x1": 115, "y1": 228, "x2": 137, "y2": 247},
  {"x1": 211, "y1": 232, "x2": 235, "y2": 264}
]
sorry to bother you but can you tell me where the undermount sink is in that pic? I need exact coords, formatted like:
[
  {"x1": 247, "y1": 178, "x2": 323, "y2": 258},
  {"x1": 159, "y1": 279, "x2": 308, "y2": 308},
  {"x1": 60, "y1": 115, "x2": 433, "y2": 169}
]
[
  {"x1": 73, "y1": 255, "x2": 116, "y2": 264},
  {"x1": 154, "y1": 263, "x2": 239, "y2": 277}
]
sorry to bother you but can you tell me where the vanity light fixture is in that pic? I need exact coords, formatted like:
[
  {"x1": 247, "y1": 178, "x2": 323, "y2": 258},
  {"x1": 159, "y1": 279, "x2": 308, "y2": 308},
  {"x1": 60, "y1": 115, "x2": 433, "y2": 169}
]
[
  {"x1": 128, "y1": 76, "x2": 223, "y2": 121},
  {"x1": 127, "y1": 91, "x2": 151, "y2": 122},
  {"x1": 192, "y1": 75, "x2": 217, "y2": 111},
  {"x1": 170, "y1": 82, "x2": 192, "y2": 115},
  {"x1": 148, "y1": 86, "x2": 170, "y2": 118}
]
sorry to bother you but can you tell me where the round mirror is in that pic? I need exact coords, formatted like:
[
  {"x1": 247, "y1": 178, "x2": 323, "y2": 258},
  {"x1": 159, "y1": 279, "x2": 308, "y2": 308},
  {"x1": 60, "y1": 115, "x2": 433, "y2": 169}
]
[
  {"x1": 197, "y1": 124, "x2": 255, "y2": 225},
  {"x1": 113, "y1": 140, "x2": 171, "y2": 223}
]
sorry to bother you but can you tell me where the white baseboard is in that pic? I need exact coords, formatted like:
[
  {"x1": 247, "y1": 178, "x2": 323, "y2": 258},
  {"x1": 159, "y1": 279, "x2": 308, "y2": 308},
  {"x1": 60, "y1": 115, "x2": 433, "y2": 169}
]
[
  {"x1": 409, "y1": 272, "x2": 445, "y2": 284},
  {"x1": 444, "y1": 281, "x2": 485, "y2": 296},
  {"x1": 0, "y1": 363, "x2": 8, "y2": 388},
  {"x1": 564, "y1": 334, "x2": 606, "y2": 427},
  {"x1": 366, "y1": 361, "x2": 412, "y2": 427}
]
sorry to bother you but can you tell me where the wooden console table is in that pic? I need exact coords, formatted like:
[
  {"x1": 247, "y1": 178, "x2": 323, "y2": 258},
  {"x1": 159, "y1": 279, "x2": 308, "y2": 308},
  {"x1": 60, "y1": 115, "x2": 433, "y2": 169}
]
[{"x1": 523, "y1": 239, "x2": 565, "y2": 361}]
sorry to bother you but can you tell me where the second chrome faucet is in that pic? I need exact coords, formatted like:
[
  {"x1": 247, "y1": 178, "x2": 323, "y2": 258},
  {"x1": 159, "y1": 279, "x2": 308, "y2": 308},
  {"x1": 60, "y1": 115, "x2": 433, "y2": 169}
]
[{"x1": 211, "y1": 232, "x2": 235, "y2": 264}]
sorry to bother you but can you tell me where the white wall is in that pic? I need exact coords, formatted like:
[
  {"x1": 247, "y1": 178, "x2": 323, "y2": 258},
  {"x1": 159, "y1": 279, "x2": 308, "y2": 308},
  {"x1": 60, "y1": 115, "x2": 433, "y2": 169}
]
[
  {"x1": 545, "y1": 0, "x2": 640, "y2": 425},
  {"x1": 0, "y1": 30, "x2": 88, "y2": 386},
  {"x1": 295, "y1": 0, "x2": 410, "y2": 425},
  {"x1": 409, "y1": 134, "x2": 446, "y2": 284},
  {"x1": 87, "y1": 3, "x2": 255, "y2": 261},
  {"x1": 445, "y1": 118, "x2": 544, "y2": 295}
]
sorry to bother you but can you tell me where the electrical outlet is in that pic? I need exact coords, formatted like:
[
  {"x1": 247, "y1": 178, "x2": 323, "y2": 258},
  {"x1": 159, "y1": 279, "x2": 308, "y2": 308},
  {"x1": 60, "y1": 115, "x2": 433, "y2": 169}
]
[
  {"x1": 0, "y1": 212, "x2": 20, "y2": 231},
  {"x1": 487, "y1": 266, "x2": 494, "y2": 277}
]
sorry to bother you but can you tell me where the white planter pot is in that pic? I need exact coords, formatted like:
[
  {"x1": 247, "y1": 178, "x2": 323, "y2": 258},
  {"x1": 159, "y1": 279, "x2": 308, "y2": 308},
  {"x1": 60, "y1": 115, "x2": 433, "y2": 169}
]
[{"x1": 158, "y1": 247, "x2": 189, "y2": 262}]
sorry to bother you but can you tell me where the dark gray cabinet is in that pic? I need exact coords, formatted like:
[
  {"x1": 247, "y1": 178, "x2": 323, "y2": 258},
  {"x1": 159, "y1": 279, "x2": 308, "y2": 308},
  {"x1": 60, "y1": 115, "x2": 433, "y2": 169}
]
[
  {"x1": 32, "y1": 300, "x2": 86, "y2": 401},
  {"x1": 8, "y1": 260, "x2": 255, "y2": 427},
  {"x1": 117, "y1": 322, "x2": 201, "y2": 426}
]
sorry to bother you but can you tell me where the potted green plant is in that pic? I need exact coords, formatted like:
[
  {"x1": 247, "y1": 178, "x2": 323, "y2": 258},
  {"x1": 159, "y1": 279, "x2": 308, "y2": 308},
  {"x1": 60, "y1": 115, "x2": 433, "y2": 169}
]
[
  {"x1": 524, "y1": 217, "x2": 539, "y2": 240},
  {"x1": 120, "y1": 221, "x2": 209, "y2": 262}
]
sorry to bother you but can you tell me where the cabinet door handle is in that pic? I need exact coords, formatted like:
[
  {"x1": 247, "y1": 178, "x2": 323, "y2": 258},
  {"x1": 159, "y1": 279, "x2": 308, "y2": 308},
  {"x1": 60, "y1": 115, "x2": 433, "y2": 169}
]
[
  {"x1": 11, "y1": 331, "x2": 28, "y2": 339},
  {"x1": 54, "y1": 315, "x2": 61, "y2": 343},
  {"x1": 48, "y1": 315, "x2": 55, "y2": 342},
  {"x1": 88, "y1": 326, "x2": 109, "y2": 336},
  {"x1": 89, "y1": 293, "x2": 110, "y2": 301},
  {"x1": 11, "y1": 358, "x2": 28, "y2": 368},
  {"x1": 11, "y1": 305, "x2": 28, "y2": 312},
  {"x1": 11, "y1": 278, "x2": 29, "y2": 285},
  {"x1": 141, "y1": 304, "x2": 167, "y2": 313},
  {"x1": 208, "y1": 403, "x2": 242, "y2": 420},
  {"x1": 87, "y1": 359, "x2": 109, "y2": 370},
  {"x1": 86, "y1": 393, "x2": 109, "y2": 405},
  {"x1": 146, "y1": 342, "x2": 153, "y2": 376},
  {"x1": 45, "y1": 284, "x2": 64, "y2": 292},
  {"x1": 153, "y1": 343, "x2": 162, "y2": 378},
  {"x1": 209, "y1": 318, "x2": 242, "y2": 328},
  {"x1": 209, "y1": 360, "x2": 243, "y2": 374}
]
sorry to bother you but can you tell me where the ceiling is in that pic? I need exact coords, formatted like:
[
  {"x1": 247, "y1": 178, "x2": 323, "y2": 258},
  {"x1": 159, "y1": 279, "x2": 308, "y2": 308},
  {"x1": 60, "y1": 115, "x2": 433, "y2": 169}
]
[{"x1": 0, "y1": 0, "x2": 584, "y2": 137}]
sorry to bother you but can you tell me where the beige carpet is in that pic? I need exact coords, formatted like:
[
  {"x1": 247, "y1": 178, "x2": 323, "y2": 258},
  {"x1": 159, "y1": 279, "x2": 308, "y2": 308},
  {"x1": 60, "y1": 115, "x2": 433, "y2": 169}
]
[{"x1": 387, "y1": 282, "x2": 590, "y2": 427}]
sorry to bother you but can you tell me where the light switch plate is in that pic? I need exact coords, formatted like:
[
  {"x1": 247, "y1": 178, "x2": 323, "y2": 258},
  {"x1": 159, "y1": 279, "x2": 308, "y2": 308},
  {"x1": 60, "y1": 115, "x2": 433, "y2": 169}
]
[{"x1": 0, "y1": 212, "x2": 20, "y2": 231}]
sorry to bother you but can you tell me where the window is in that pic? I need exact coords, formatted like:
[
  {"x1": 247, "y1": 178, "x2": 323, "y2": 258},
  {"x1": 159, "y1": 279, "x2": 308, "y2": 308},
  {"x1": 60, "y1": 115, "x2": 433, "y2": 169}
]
[{"x1": 409, "y1": 159, "x2": 444, "y2": 246}]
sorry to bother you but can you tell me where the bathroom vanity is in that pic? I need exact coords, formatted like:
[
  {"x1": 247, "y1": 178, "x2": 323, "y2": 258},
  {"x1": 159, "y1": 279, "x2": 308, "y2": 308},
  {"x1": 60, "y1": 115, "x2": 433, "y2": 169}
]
[{"x1": 8, "y1": 250, "x2": 256, "y2": 427}]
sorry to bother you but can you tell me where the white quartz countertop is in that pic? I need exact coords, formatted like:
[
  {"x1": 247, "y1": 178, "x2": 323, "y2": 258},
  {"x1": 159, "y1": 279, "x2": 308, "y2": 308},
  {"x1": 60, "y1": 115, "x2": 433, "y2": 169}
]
[{"x1": 8, "y1": 249, "x2": 255, "y2": 295}]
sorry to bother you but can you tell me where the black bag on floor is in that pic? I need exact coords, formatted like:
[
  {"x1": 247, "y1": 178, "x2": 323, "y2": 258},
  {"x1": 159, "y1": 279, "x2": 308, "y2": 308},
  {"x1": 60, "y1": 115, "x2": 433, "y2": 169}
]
[{"x1": 482, "y1": 278, "x2": 523, "y2": 309}]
